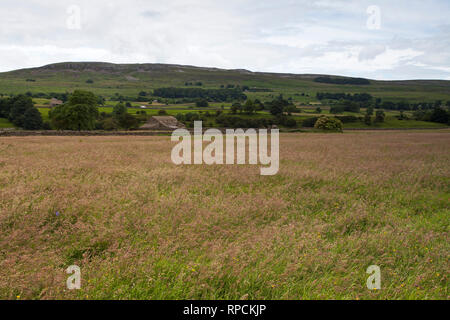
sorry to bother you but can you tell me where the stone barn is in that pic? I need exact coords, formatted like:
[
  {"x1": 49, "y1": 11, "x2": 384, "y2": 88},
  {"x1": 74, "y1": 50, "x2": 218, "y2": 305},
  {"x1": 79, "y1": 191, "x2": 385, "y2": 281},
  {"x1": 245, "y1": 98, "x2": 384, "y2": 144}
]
[
  {"x1": 50, "y1": 98, "x2": 63, "y2": 107},
  {"x1": 139, "y1": 116, "x2": 185, "y2": 130}
]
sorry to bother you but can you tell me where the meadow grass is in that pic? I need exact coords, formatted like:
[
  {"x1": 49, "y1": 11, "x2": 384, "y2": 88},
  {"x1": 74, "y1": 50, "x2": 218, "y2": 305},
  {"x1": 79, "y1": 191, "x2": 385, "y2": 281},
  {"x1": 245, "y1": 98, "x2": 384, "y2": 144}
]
[{"x1": 0, "y1": 131, "x2": 448, "y2": 300}]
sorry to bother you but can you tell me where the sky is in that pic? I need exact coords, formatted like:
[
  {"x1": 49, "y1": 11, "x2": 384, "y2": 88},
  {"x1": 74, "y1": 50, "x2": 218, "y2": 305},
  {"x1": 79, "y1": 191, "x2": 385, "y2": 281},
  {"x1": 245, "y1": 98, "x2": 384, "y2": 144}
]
[{"x1": 0, "y1": 0, "x2": 449, "y2": 80}]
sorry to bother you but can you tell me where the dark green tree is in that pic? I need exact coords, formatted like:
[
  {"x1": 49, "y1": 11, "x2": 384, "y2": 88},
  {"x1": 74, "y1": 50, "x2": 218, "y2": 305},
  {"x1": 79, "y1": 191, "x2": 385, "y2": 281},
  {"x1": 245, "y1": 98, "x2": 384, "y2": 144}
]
[
  {"x1": 22, "y1": 107, "x2": 43, "y2": 130},
  {"x1": 196, "y1": 99, "x2": 209, "y2": 108},
  {"x1": 9, "y1": 95, "x2": 34, "y2": 127},
  {"x1": 284, "y1": 105, "x2": 297, "y2": 116},
  {"x1": 364, "y1": 114, "x2": 372, "y2": 126},
  {"x1": 49, "y1": 90, "x2": 99, "y2": 130},
  {"x1": 68, "y1": 90, "x2": 98, "y2": 107},
  {"x1": 430, "y1": 107, "x2": 449, "y2": 124},
  {"x1": 243, "y1": 100, "x2": 255, "y2": 114},
  {"x1": 0, "y1": 98, "x2": 11, "y2": 118},
  {"x1": 231, "y1": 103, "x2": 241, "y2": 114},
  {"x1": 118, "y1": 113, "x2": 139, "y2": 130},
  {"x1": 375, "y1": 110, "x2": 385, "y2": 123},
  {"x1": 113, "y1": 103, "x2": 127, "y2": 117},
  {"x1": 269, "y1": 100, "x2": 285, "y2": 116}
]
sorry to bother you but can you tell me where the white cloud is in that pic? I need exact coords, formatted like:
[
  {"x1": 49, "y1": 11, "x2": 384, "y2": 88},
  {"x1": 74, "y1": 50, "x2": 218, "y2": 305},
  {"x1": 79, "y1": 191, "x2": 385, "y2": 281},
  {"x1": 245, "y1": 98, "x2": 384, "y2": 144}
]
[{"x1": 0, "y1": 0, "x2": 448, "y2": 80}]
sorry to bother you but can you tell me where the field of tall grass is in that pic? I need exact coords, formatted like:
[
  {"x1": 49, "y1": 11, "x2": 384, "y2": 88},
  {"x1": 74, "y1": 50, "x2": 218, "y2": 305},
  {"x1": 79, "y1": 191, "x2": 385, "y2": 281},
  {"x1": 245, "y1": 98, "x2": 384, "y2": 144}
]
[{"x1": 0, "y1": 131, "x2": 448, "y2": 299}]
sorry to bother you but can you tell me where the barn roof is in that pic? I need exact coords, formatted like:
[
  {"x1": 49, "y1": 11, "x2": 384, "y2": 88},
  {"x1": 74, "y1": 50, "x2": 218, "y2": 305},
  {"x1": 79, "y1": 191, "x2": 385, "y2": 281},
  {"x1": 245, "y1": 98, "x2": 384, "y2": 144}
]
[{"x1": 140, "y1": 116, "x2": 185, "y2": 130}]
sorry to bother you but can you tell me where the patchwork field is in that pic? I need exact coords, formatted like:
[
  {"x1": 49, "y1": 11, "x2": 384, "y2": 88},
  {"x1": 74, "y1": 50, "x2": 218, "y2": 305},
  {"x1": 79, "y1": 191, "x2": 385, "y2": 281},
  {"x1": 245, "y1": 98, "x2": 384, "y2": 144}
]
[{"x1": 0, "y1": 131, "x2": 449, "y2": 299}]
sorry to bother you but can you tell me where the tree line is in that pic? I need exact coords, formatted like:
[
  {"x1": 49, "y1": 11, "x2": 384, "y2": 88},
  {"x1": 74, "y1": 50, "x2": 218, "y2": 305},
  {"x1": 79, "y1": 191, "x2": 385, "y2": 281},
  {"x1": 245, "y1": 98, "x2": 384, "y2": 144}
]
[
  {"x1": 0, "y1": 95, "x2": 44, "y2": 129},
  {"x1": 314, "y1": 76, "x2": 371, "y2": 85},
  {"x1": 152, "y1": 87, "x2": 247, "y2": 102}
]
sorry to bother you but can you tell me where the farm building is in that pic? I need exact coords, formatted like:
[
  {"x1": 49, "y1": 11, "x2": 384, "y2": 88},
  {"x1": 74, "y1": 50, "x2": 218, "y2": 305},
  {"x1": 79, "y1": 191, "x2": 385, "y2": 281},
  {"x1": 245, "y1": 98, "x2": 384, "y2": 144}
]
[
  {"x1": 139, "y1": 116, "x2": 185, "y2": 130},
  {"x1": 49, "y1": 98, "x2": 63, "y2": 107}
]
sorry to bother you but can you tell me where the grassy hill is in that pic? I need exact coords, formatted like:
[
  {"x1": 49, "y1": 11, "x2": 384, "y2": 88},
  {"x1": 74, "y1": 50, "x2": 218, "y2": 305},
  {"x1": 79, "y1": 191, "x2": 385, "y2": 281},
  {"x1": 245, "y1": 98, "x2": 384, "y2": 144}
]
[{"x1": 1, "y1": 62, "x2": 450, "y2": 103}]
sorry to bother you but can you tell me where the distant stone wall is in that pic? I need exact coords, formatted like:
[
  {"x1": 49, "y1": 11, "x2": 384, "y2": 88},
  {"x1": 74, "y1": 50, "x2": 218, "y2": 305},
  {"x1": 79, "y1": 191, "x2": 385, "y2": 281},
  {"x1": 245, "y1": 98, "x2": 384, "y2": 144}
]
[
  {"x1": 0, "y1": 129, "x2": 232, "y2": 136},
  {"x1": 0, "y1": 130, "x2": 174, "y2": 137}
]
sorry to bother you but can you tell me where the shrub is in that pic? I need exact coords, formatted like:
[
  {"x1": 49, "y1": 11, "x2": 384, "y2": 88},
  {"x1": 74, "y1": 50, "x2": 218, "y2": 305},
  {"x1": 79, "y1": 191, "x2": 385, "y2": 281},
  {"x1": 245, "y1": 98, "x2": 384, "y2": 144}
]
[
  {"x1": 314, "y1": 116, "x2": 343, "y2": 132},
  {"x1": 101, "y1": 117, "x2": 119, "y2": 131},
  {"x1": 284, "y1": 118, "x2": 297, "y2": 127},
  {"x1": 302, "y1": 117, "x2": 319, "y2": 127},
  {"x1": 196, "y1": 99, "x2": 209, "y2": 108}
]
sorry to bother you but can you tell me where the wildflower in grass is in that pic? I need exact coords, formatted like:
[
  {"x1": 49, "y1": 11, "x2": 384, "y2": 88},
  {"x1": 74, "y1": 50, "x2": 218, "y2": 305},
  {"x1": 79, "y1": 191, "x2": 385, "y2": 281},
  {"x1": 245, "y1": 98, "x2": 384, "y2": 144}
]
[
  {"x1": 16, "y1": 295, "x2": 20, "y2": 299},
  {"x1": 56, "y1": 211, "x2": 60, "y2": 216}
]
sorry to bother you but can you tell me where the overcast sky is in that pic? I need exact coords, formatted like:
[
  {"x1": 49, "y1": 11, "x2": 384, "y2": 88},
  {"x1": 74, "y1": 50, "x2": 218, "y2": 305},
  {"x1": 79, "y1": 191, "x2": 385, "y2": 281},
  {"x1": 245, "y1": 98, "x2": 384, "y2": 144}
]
[{"x1": 1, "y1": 0, "x2": 449, "y2": 80}]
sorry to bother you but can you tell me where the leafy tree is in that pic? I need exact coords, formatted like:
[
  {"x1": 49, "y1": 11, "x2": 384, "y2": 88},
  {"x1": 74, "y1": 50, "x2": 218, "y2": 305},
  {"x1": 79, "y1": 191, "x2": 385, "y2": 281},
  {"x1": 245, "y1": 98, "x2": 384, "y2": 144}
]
[
  {"x1": 375, "y1": 110, "x2": 385, "y2": 123},
  {"x1": 117, "y1": 113, "x2": 139, "y2": 130},
  {"x1": 314, "y1": 116, "x2": 343, "y2": 132},
  {"x1": 113, "y1": 103, "x2": 127, "y2": 117},
  {"x1": 49, "y1": 90, "x2": 99, "y2": 130},
  {"x1": 231, "y1": 103, "x2": 241, "y2": 114},
  {"x1": 243, "y1": 100, "x2": 255, "y2": 114},
  {"x1": 269, "y1": 100, "x2": 285, "y2": 116},
  {"x1": 253, "y1": 99, "x2": 264, "y2": 111},
  {"x1": 284, "y1": 118, "x2": 297, "y2": 127},
  {"x1": 366, "y1": 106, "x2": 374, "y2": 116},
  {"x1": 68, "y1": 90, "x2": 98, "y2": 107},
  {"x1": 316, "y1": 107, "x2": 322, "y2": 114},
  {"x1": 23, "y1": 107, "x2": 43, "y2": 130},
  {"x1": 399, "y1": 111, "x2": 408, "y2": 120},
  {"x1": 97, "y1": 96, "x2": 105, "y2": 105},
  {"x1": 50, "y1": 104, "x2": 98, "y2": 130},
  {"x1": 0, "y1": 98, "x2": 11, "y2": 118},
  {"x1": 364, "y1": 114, "x2": 372, "y2": 126},
  {"x1": 9, "y1": 95, "x2": 34, "y2": 127},
  {"x1": 284, "y1": 105, "x2": 297, "y2": 116},
  {"x1": 101, "y1": 117, "x2": 119, "y2": 131},
  {"x1": 430, "y1": 107, "x2": 449, "y2": 124},
  {"x1": 195, "y1": 99, "x2": 209, "y2": 108}
]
